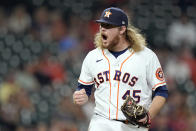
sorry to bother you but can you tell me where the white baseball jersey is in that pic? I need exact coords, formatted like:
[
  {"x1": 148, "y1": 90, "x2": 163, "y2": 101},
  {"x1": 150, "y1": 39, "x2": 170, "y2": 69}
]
[{"x1": 78, "y1": 47, "x2": 166, "y2": 121}]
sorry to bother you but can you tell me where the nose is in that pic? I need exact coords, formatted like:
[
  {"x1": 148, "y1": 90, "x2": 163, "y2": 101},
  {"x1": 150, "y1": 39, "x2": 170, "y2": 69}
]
[{"x1": 100, "y1": 26, "x2": 106, "y2": 32}]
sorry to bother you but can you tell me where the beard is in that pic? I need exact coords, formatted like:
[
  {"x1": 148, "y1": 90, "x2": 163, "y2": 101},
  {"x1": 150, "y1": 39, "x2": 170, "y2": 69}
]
[{"x1": 102, "y1": 35, "x2": 120, "y2": 50}]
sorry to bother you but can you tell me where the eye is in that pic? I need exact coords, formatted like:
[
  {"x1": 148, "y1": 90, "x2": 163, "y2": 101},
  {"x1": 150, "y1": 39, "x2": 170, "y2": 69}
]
[{"x1": 100, "y1": 23, "x2": 117, "y2": 29}]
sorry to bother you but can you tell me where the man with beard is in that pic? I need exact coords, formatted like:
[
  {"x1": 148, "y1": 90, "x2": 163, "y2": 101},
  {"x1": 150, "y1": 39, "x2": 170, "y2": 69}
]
[{"x1": 73, "y1": 7, "x2": 168, "y2": 131}]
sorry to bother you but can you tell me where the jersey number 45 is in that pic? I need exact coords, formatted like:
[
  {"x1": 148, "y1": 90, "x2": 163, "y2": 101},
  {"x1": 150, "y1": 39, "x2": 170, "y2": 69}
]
[{"x1": 122, "y1": 90, "x2": 141, "y2": 103}]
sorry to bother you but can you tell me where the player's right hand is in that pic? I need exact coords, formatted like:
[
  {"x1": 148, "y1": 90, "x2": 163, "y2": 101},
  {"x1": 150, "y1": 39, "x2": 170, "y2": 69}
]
[{"x1": 73, "y1": 89, "x2": 88, "y2": 105}]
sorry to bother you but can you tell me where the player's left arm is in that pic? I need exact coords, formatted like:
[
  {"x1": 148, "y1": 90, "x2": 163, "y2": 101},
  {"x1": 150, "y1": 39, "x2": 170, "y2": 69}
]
[
  {"x1": 138, "y1": 85, "x2": 168, "y2": 123},
  {"x1": 149, "y1": 95, "x2": 166, "y2": 119},
  {"x1": 144, "y1": 51, "x2": 169, "y2": 122},
  {"x1": 149, "y1": 85, "x2": 168, "y2": 119}
]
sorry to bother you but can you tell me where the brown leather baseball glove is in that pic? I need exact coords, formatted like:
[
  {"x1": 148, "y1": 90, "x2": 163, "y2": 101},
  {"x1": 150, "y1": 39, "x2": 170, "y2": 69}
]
[{"x1": 121, "y1": 95, "x2": 151, "y2": 128}]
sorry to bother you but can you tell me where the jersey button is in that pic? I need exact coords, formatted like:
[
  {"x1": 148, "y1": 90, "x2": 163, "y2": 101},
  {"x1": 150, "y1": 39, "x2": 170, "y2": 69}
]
[
  {"x1": 114, "y1": 63, "x2": 119, "y2": 66},
  {"x1": 113, "y1": 84, "x2": 117, "y2": 87}
]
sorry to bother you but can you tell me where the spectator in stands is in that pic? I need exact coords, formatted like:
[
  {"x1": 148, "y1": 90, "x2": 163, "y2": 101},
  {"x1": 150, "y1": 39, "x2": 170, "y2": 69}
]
[
  {"x1": 0, "y1": 71, "x2": 20, "y2": 104},
  {"x1": 14, "y1": 64, "x2": 40, "y2": 90},
  {"x1": 167, "y1": 13, "x2": 196, "y2": 51},
  {"x1": 164, "y1": 46, "x2": 192, "y2": 91},
  {"x1": 32, "y1": 6, "x2": 51, "y2": 42},
  {"x1": 50, "y1": 11, "x2": 78, "y2": 53},
  {"x1": 29, "y1": 51, "x2": 66, "y2": 85},
  {"x1": 8, "y1": 5, "x2": 31, "y2": 34}
]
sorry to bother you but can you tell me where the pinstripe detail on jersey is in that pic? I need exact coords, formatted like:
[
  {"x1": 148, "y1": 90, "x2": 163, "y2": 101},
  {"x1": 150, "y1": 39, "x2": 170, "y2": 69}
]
[
  {"x1": 152, "y1": 82, "x2": 166, "y2": 90},
  {"x1": 116, "y1": 50, "x2": 134, "y2": 120},
  {"x1": 78, "y1": 79, "x2": 94, "y2": 85},
  {"x1": 102, "y1": 50, "x2": 112, "y2": 120}
]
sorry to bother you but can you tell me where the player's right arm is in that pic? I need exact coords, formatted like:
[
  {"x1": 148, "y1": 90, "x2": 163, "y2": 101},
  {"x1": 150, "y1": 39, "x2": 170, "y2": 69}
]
[
  {"x1": 73, "y1": 89, "x2": 88, "y2": 105},
  {"x1": 73, "y1": 51, "x2": 94, "y2": 105},
  {"x1": 73, "y1": 83, "x2": 94, "y2": 105}
]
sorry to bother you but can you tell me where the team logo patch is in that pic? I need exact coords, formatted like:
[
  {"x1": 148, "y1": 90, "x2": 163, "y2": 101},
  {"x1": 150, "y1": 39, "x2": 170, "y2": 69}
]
[
  {"x1": 104, "y1": 10, "x2": 112, "y2": 18},
  {"x1": 156, "y1": 68, "x2": 164, "y2": 81}
]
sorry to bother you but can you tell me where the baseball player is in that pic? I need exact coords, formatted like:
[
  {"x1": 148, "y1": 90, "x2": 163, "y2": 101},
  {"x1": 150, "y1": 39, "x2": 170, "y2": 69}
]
[{"x1": 73, "y1": 7, "x2": 168, "y2": 131}]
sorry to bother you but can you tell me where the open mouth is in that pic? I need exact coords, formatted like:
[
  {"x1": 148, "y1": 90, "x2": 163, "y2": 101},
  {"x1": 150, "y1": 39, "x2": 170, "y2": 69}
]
[{"x1": 102, "y1": 34, "x2": 107, "y2": 40}]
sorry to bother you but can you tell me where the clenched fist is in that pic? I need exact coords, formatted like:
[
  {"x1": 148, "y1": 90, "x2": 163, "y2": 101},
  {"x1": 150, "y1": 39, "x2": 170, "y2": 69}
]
[{"x1": 73, "y1": 89, "x2": 88, "y2": 105}]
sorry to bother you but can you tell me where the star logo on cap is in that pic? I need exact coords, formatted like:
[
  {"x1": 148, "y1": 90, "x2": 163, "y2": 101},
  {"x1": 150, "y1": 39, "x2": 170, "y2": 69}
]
[{"x1": 104, "y1": 10, "x2": 112, "y2": 18}]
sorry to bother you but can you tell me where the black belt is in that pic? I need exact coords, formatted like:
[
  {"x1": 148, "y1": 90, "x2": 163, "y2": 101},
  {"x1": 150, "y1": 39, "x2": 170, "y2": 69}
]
[
  {"x1": 95, "y1": 113, "x2": 129, "y2": 124},
  {"x1": 114, "y1": 119, "x2": 129, "y2": 124}
]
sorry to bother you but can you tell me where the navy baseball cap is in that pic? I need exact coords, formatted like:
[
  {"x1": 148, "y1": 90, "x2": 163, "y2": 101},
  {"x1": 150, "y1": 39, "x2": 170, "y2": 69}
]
[{"x1": 96, "y1": 7, "x2": 128, "y2": 27}]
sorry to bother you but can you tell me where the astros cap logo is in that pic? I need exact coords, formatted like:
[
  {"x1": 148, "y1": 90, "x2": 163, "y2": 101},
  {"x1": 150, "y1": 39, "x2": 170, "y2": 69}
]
[{"x1": 104, "y1": 10, "x2": 112, "y2": 18}]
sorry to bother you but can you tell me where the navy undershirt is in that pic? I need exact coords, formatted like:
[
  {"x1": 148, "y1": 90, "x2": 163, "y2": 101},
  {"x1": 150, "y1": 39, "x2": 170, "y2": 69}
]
[
  {"x1": 153, "y1": 85, "x2": 168, "y2": 98},
  {"x1": 109, "y1": 48, "x2": 128, "y2": 58},
  {"x1": 77, "y1": 83, "x2": 93, "y2": 97}
]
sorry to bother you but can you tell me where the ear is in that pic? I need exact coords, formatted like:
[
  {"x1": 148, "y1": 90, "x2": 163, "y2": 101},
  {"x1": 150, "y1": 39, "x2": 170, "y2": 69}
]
[{"x1": 119, "y1": 26, "x2": 126, "y2": 35}]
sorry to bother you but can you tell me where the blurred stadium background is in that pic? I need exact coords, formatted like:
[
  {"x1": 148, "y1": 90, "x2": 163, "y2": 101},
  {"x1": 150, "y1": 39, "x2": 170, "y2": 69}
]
[{"x1": 0, "y1": 0, "x2": 196, "y2": 130}]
